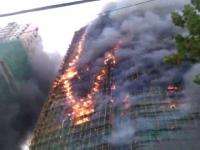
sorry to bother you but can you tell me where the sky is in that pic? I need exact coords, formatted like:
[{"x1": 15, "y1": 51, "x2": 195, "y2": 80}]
[{"x1": 0, "y1": 0, "x2": 116, "y2": 55}]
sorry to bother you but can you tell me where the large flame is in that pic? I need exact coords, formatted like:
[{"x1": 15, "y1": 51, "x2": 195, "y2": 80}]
[
  {"x1": 56, "y1": 32, "x2": 95, "y2": 125},
  {"x1": 52, "y1": 31, "x2": 121, "y2": 125},
  {"x1": 62, "y1": 32, "x2": 95, "y2": 125}
]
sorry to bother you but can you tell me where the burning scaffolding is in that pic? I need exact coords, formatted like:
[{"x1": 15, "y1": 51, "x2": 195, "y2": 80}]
[
  {"x1": 30, "y1": 25, "x2": 200, "y2": 150},
  {"x1": 30, "y1": 1, "x2": 200, "y2": 149}
]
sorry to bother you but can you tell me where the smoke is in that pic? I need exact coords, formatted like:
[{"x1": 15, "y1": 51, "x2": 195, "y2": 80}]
[
  {"x1": 72, "y1": 0, "x2": 200, "y2": 148},
  {"x1": 108, "y1": 117, "x2": 135, "y2": 145},
  {"x1": 0, "y1": 36, "x2": 61, "y2": 150},
  {"x1": 7, "y1": 0, "x2": 197, "y2": 149},
  {"x1": 81, "y1": 0, "x2": 189, "y2": 100},
  {"x1": 184, "y1": 63, "x2": 200, "y2": 110}
]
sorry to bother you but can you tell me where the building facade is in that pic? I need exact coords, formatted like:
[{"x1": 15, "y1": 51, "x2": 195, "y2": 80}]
[
  {"x1": 0, "y1": 22, "x2": 40, "y2": 93},
  {"x1": 30, "y1": 27, "x2": 200, "y2": 150}
]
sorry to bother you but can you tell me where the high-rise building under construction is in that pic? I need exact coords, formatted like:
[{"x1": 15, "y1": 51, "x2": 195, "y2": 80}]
[
  {"x1": 30, "y1": 25, "x2": 200, "y2": 150},
  {"x1": 0, "y1": 22, "x2": 58, "y2": 150},
  {"x1": 0, "y1": 22, "x2": 39, "y2": 93}
]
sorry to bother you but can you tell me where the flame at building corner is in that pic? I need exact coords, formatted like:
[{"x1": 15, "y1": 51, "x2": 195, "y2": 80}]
[{"x1": 58, "y1": 31, "x2": 94, "y2": 125}]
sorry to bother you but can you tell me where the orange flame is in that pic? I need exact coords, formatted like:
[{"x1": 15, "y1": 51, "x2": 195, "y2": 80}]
[
  {"x1": 72, "y1": 99, "x2": 94, "y2": 125},
  {"x1": 91, "y1": 68, "x2": 107, "y2": 93},
  {"x1": 52, "y1": 35, "x2": 122, "y2": 126},
  {"x1": 63, "y1": 67, "x2": 77, "y2": 80},
  {"x1": 58, "y1": 32, "x2": 95, "y2": 125}
]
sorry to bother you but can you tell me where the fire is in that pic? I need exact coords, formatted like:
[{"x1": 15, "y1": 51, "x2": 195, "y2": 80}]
[
  {"x1": 169, "y1": 101, "x2": 178, "y2": 110},
  {"x1": 91, "y1": 68, "x2": 107, "y2": 93},
  {"x1": 167, "y1": 84, "x2": 179, "y2": 94},
  {"x1": 57, "y1": 31, "x2": 95, "y2": 125},
  {"x1": 53, "y1": 32, "x2": 122, "y2": 126},
  {"x1": 104, "y1": 40, "x2": 121, "y2": 65},
  {"x1": 170, "y1": 104, "x2": 176, "y2": 109},
  {"x1": 71, "y1": 99, "x2": 94, "y2": 125},
  {"x1": 63, "y1": 67, "x2": 77, "y2": 80}
]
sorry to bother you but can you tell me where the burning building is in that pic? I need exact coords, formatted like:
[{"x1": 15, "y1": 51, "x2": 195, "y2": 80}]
[{"x1": 30, "y1": 1, "x2": 200, "y2": 149}]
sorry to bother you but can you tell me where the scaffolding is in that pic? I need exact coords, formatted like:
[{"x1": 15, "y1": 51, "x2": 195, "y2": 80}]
[
  {"x1": 0, "y1": 60, "x2": 18, "y2": 92},
  {"x1": 30, "y1": 28, "x2": 200, "y2": 150},
  {"x1": 30, "y1": 54, "x2": 200, "y2": 149},
  {"x1": 30, "y1": 83, "x2": 200, "y2": 150}
]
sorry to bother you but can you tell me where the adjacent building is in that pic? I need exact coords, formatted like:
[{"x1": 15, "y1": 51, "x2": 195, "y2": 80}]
[{"x1": 0, "y1": 22, "x2": 40, "y2": 93}]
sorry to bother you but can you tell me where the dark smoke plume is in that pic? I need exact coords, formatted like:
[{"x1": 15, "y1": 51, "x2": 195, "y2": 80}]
[{"x1": 0, "y1": 36, "x2": 61, "y2": 150}]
